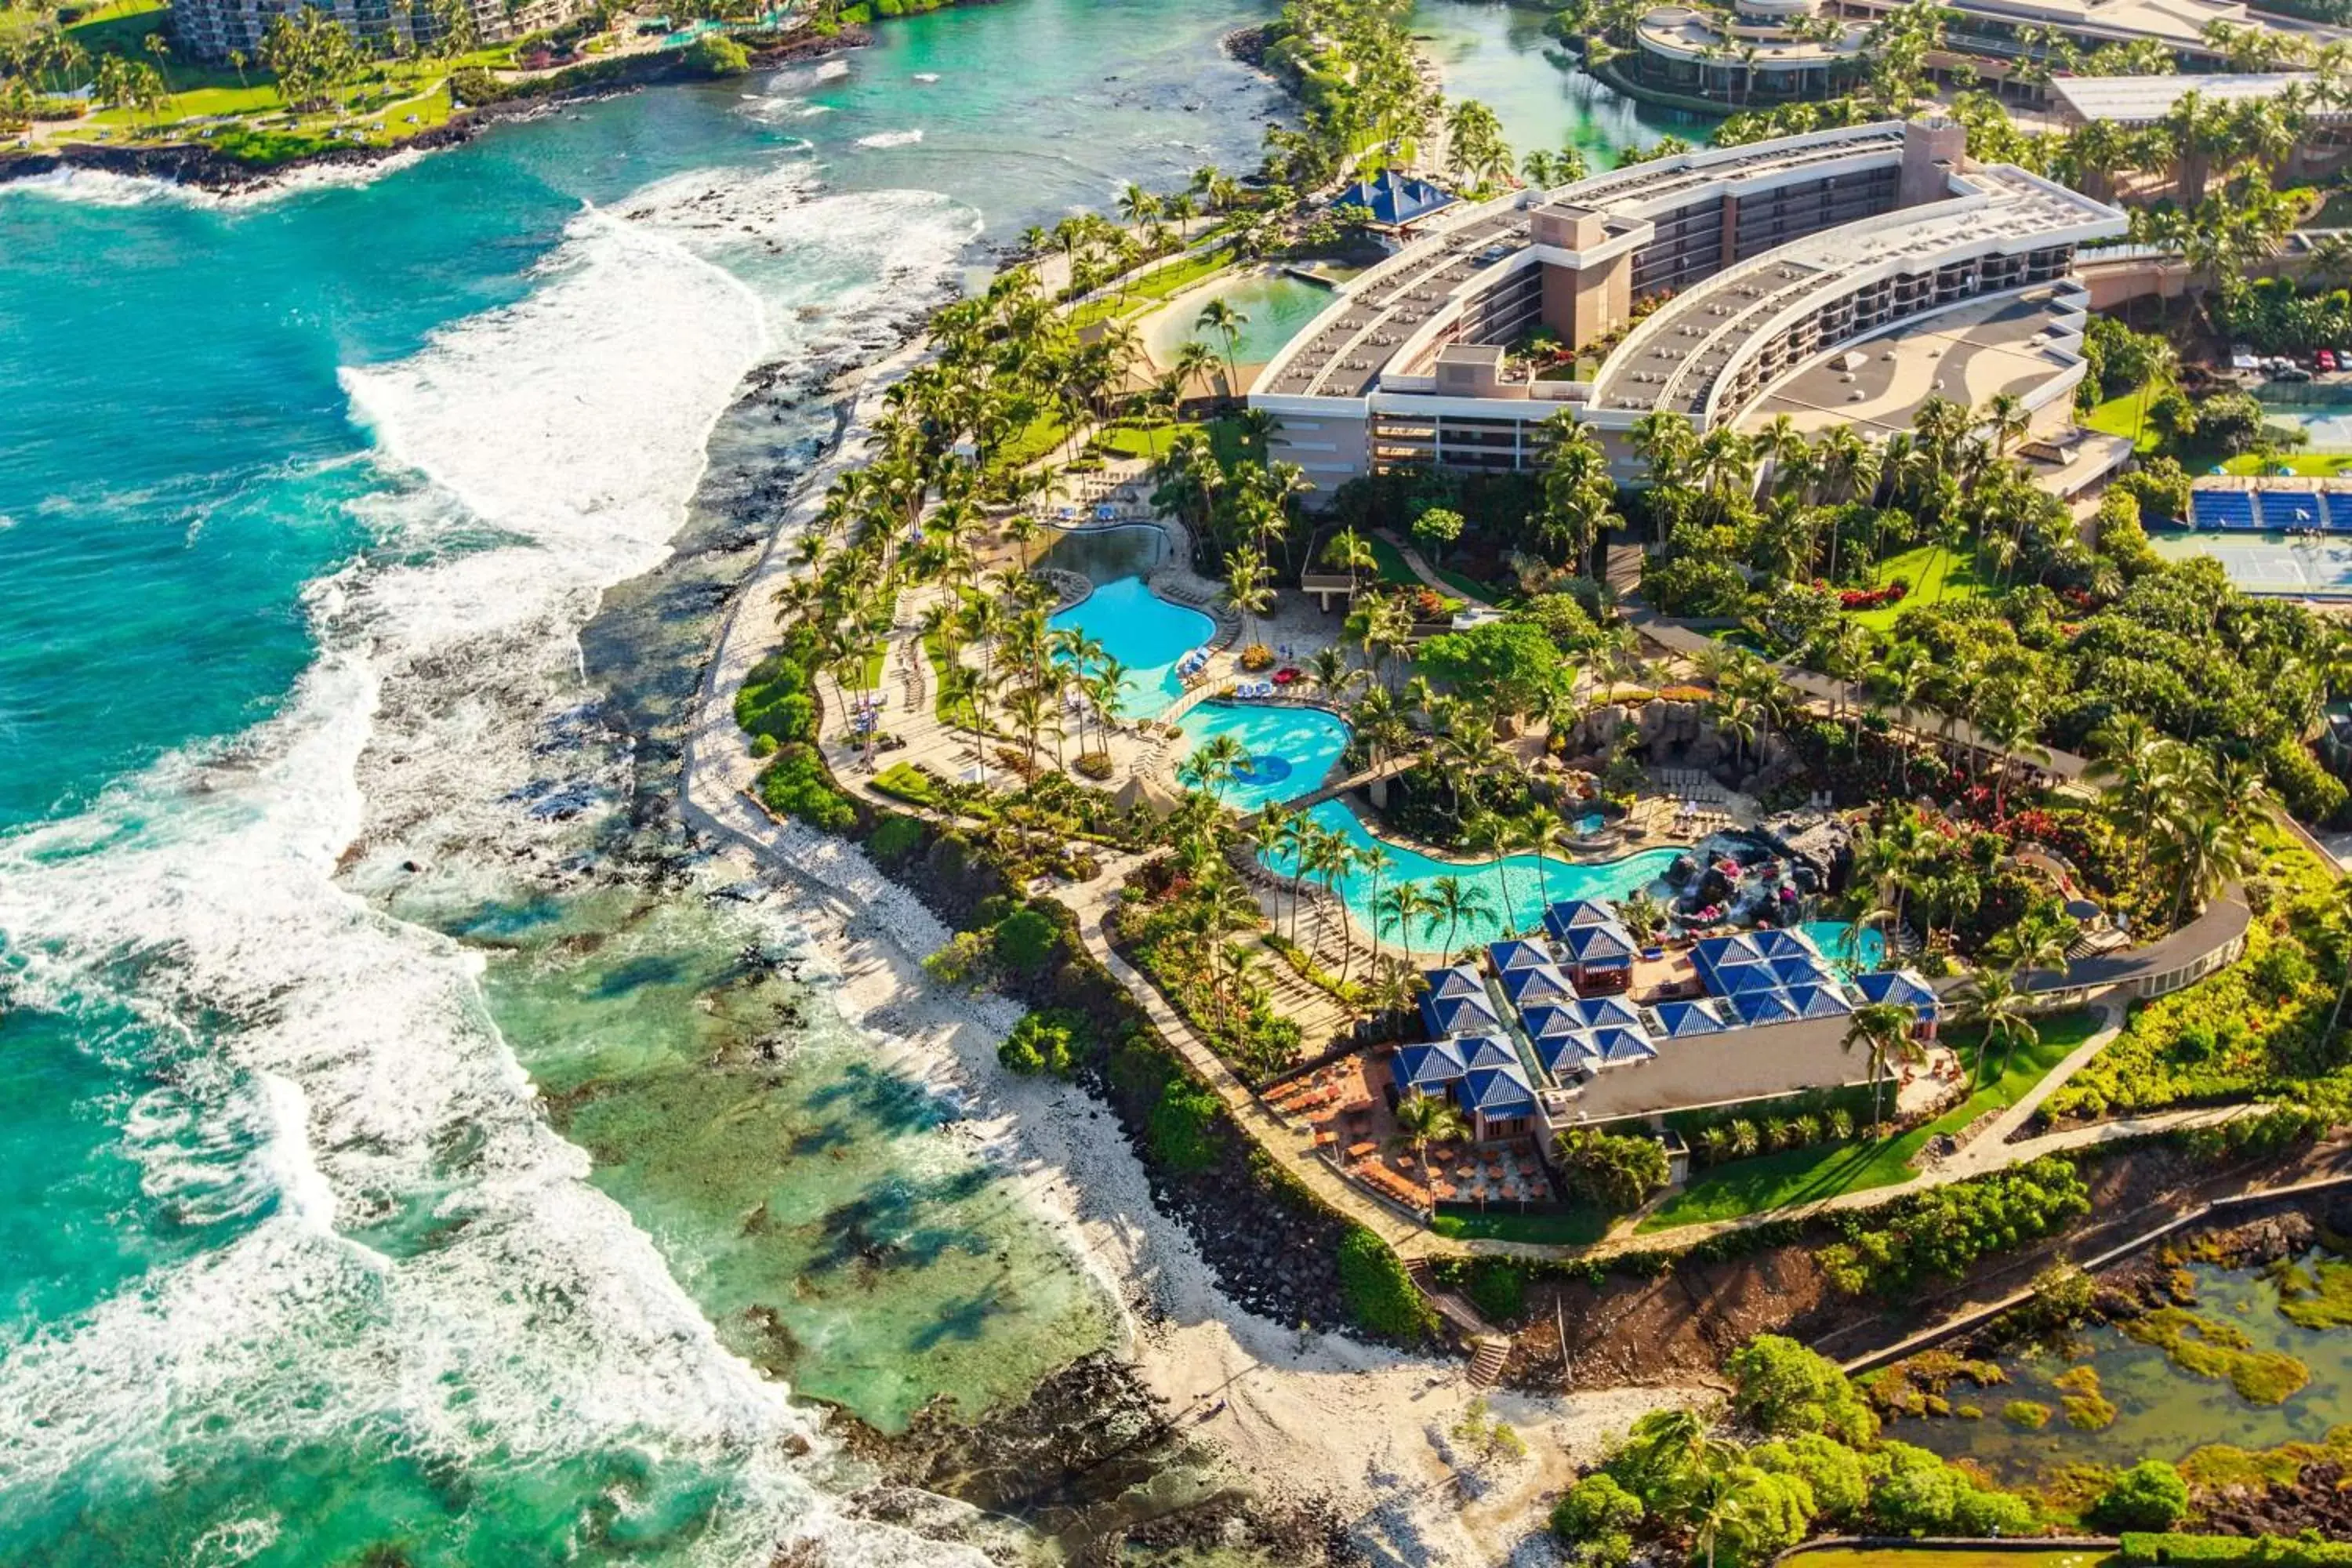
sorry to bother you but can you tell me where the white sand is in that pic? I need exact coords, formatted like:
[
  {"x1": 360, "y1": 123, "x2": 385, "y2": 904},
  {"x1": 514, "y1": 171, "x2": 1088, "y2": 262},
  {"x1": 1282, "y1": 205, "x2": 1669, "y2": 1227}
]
[{"x1": 736, "y1": 817, "x2": 1700, "y2": 1566}]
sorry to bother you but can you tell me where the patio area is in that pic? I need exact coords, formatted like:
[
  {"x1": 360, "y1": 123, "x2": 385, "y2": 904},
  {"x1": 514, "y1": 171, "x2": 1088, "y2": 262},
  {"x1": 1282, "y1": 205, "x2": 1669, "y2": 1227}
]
[{"x1": 1269, "y1": 1050, "x2": 1553, "y2": 1211}]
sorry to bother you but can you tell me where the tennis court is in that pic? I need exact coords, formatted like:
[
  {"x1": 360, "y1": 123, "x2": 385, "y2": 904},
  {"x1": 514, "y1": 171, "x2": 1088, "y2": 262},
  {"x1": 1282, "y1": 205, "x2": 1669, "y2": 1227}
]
[{"x1": 2150, "y1": 530, "x2": 2352, "y2": 597}]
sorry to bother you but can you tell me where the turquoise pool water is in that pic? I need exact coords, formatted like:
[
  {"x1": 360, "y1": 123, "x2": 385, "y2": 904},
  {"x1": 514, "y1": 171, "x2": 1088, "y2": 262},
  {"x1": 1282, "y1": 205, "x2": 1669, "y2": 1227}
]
[
  {"x1": 1176, "y1": 701, "x2": 1352, "y2": 811},
  {"x1": 1144, "y1": 270, "x2": 1334, "y2": 378},
  {"x1": 1800, "y1": 920, "x2": 1887, "y2": 975},
  {"x1": 1267, "y1": 800, "x2": 1682, "y2": 955},
  {"x1": 1049, "y1": 574, "x2": 1213, "y2": 717}
]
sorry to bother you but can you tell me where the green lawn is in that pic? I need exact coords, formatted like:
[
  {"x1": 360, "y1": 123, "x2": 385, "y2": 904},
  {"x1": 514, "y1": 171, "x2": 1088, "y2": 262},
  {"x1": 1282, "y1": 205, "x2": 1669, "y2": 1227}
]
[
  {"x1": 2222, "y1": 452, "x2": 2352, "y2": 477},
  {"x1": 1432, "y1": 1206, "x2": 1612, "y2": 1245},
  {"x1": 1362, "y1": 533, "x2": 1501, "y2": 604},
  {"x1": 1846, "y1": 543, "x2": 1987, "y2": 632},
  {"x1": 1069, "y1": 246, "x2": 1236, "y2": 330},
  {"x1": 1635, "y1": 1011, "x2": 2101, "y2": 1232},
  {"x1": 2082, "y1": 389, "x2": 2165, "y2": 455}
]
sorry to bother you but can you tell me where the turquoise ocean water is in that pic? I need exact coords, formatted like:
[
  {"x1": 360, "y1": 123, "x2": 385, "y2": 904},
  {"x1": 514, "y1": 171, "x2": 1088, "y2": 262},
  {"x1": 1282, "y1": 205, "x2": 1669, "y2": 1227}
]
[{"x1": 0, "y1": 5, "x2": 1671, "y2": 1561}]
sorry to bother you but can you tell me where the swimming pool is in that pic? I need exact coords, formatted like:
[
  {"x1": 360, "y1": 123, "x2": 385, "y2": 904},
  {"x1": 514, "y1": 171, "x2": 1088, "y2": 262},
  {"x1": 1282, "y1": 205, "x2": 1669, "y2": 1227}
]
[
  {"x1": 1799, "y1": 920, "x2": 1887, "y2": 976},
  {"x1": 1264, "y1": 800, "x2": 1683, "y2": 955},
  {"x1": 1176, "y1": 702, "x2": 1352, "y2": 811},
  {"x1": 1049, "y1": 575, "x2": 1214, "y2": 718}
]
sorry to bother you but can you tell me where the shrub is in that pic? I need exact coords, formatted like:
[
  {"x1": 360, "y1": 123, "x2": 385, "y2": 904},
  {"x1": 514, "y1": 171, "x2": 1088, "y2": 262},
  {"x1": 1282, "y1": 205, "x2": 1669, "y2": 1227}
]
[
  {"x1": 684, "y1": 33, "x2": 752, "y2": 75},
  {"x1": 1867, "y1": 1441, "x2": 2035, "y2": 1536},
  {"x1": 1337, "y1": 1226, "x2": 1436, "y2": 1342},
  {"x1": 1748, "y1": 1433, "x2": 1868, "y2": 1524},
  {"x1": 992, "y1": 906, "x2": 1059, "y2": 973},
  {"x1": 999, "y1": 1010, "x2": 1086, "y2": 1078},
  {"x1": 1816, "y1": 1156, "x2": 2090, "y2": 1297},
  {"x1": 868, "y1": 814, "x2": 927, "y2": 862},
  {"x1": 1553, "y1": 1128, "x2": 1669, "y2": 1212},
  {"x1": 1073, "y1": 750, "x2": 1114, "y2": 780},
  {"x1": 2093, "y1": 1460, "x2": 2191, "y2": 1533},
  {"x1": 757, "y1": 745, "x2": 855, "y2": 833},
  {"x1": 1461, "y1": 1258, "x2": 1525, "y2": 1323},
  {"x1": 1147, "y1": 1080, "x2": 1223, "y2": 1172},
  {"x1": 1550, "y1": 1473, "x2": 1642, "y2": 1564},
  {"x1": 1726, "y1": 1334, "x2": 1878, "y2": 1446},
  {"x1": 2119, "y1": 1535, "x2": 2352, "y2": 1568},
  {"x1": 1240, "y1": 642, "x2": 1276, "y2": 671}
]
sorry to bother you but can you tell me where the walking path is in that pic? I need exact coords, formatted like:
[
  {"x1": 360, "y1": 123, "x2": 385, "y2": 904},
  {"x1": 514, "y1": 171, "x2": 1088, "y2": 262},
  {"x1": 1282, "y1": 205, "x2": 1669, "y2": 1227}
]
[{"x1": 1374, "y1": 528, "x2": 1495, "y2": 607}]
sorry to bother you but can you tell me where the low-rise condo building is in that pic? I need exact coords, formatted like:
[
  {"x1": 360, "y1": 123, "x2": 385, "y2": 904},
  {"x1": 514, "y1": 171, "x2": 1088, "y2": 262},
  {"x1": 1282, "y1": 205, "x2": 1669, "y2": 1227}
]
[
  {"x1": 1254, "y1": 118, "x2": 2129, "y2": 490},
  {"x1": 1622, "y1": 0, "x2": 2346, "y2": 107},
  {"x1": 170, "y1": 0, "x2": 590, "y2": 64}
]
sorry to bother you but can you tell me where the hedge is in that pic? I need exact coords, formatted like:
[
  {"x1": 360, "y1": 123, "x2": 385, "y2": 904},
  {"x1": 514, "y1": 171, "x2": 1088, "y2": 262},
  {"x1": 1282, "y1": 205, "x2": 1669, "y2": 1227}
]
[
  {"x1": 2120, "y1": 1536, "x2": 2352, "y2": 1568},
  {"x1": 1337, "y1": 1226, "x2": 1436, "y2": 1342}
]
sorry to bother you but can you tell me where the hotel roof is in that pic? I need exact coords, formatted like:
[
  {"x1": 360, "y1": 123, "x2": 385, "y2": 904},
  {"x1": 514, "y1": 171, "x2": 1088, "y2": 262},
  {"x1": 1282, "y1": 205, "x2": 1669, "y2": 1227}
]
[
  {"x1": 1394, "y1": 1038, "x2": 1468, "y2": 1094},
  {"x1": 1422, "y1": 990, "x2": 1503, "y2": 1037},
  {"x1": 1422, "y1": 964, "x2": 1486, "y2": 999},
  {"x1": 1588, "y1": 163, "x2": 2124, "y2": 422},
  {"x1": 1854, "y1": 968, "x2": 1944, "y2": 1016},
  {"x1": 2049, "y1": 71, "x2": 2322, "y2": 126},
  {"x1": 1488, "y1": 939, "x2": 1553, "y2": 973}
]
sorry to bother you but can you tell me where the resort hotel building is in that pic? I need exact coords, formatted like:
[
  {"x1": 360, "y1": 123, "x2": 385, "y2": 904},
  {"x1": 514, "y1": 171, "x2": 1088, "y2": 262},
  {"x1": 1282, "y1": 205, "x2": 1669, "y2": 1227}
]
[
  {"x1": 1399, "y1": 900, "x2": 1943, "y2": 1156},
  {"x1": 1254, "y1": 118, "x2": 2131, "y2": 491},
  {"x1": 1618, "y1": 0, "x2": 2343, "y2": 108},
  {"x1": 169, "y1": 0, "x2": 592, "y2": 64}
]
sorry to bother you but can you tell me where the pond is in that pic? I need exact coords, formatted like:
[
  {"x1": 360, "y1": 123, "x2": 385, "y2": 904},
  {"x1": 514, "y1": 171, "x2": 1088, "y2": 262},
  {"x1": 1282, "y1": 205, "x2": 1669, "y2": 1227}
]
[
  {"x1": 1142, "y1": 270, "x2": 1335, "y2": 383},
  {"x1": 1889, "y1": 1253, "x2": 2352, "y2": 1486},
  {"x1": 1411, "y1": 0, "x2": 1697, "y2": 165},
  {"x1": 1034, "y1": 521, "x2": 1169, "y2": 583}
]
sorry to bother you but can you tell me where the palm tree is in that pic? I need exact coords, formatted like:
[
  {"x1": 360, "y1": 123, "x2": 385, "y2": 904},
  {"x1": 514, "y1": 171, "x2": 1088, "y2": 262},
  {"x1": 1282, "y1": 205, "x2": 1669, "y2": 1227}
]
[
  {"x1": 1842, "y1": 1000, "x2": 1924, "y2": 1131},
  {"x1": 1390, "y1": 1091, "x2": 1468, "y2": 1172},
  {"x1": 1180, "y1": 731, "x2": 1250, "y2": 804},
  {"x1": 1425, "y1": 875, "x2": 1494, "y2": 964},
  {"x1": 1951, "y1": 963, "x2": 2038, "y2": 1092},
  {"x1": 1323, "y1": 524, "x2": 1377, "y2": 598},
  {"x1": 1196, "y1": 296, "x2": 1249, "y2": 397},
  {"x1": 1519, "y1": 811, "x2": 1572, "y2": 912},
  {"x1": 1376, "y1": 881, "x2": 1437, "y2": 966}
]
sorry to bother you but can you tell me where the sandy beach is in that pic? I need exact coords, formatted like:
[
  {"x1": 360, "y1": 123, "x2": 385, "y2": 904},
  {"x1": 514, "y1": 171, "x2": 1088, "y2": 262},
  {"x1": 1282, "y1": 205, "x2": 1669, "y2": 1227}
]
[{"x1": 678, "y1": 350, "x2": 1700, "y2": 1566}]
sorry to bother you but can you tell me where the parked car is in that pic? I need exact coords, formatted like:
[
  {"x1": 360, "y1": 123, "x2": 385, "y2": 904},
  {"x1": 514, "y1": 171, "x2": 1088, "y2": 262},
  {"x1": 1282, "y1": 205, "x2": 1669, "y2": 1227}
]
[
  {"x1": 2277, "y1": 365, "x2": 2314, "y2": 383},
  {"x1": 2319, "y1": 349, "x2": 2336, "y2": 372}
]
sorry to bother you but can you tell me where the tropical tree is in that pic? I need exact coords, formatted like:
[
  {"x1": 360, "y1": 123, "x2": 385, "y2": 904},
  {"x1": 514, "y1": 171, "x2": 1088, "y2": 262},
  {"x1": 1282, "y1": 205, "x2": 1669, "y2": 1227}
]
[
  {"x1": 1391, "y1": 1091, "x2": 1468, "y2": 1169},
  {"x1": 1842, "y1": 1000, "x2": 1923, "y2": 1131}
]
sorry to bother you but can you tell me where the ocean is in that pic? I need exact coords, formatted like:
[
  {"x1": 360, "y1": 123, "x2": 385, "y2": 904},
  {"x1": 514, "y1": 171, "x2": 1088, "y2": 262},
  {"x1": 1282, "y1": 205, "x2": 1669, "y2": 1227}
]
[{"x1": 0, "y1": 3, "x2": 1671, "y2": 1559}]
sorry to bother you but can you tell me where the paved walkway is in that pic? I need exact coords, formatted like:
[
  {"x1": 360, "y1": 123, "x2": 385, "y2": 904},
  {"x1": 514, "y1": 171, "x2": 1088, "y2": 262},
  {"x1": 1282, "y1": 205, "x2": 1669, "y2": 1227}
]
[{"x1": 1374, "y1": 528, "x2": 1494, "y2": 606}]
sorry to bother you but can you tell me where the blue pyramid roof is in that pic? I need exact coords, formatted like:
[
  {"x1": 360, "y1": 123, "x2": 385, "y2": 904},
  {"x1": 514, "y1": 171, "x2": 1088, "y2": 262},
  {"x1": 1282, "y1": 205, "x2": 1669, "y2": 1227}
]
[
  {"x1": 1519, "y1": 1002, "x2": 1581, "y2": 1041},
  {"x1": 1588, "y1": 1025, "x2": 1660, "y2": 1065},
  {"x1": 1716, "y1": 962, "x2": 1785, "y2": 996},
  {"x1": 1568, "y1": 995, "x2": 1646, "y2": 1031},
  {"x1": 1544, "y1": 899, "x2": 1620, "y2": 937},
  {"x1": 1457, "y1": 1034, "x2": 1522, "y2": 1072},
  {"x1": 1503, "y1": 963, "x2": 1577, "y2": 1007},
  {"x1": 1421, "y1": 992, "x2": 1501, "y2": 1038},
  {"x1": 1652, "y1": 999, "x2": 1732, "y2": 1037},
  {"x1": 1560, "y1": 922, "x2": 1638, "y2": 965},
  {"x1": 1729, "y1": 988, "x2": 1801, "y2": 1026},
  {"x1": 1393, "y1": 1039, "x2": 1468, "y2": 1093},
  {"x1": 1769, "y1": 955, "x2": 1838, "y2": 988},
  {"x1": 1487, "y1": 939, "x2": 1552, "y2": 974},
  {"x1": 1422, "y1": 964, "x2": 1484, "y2": 1000},
  {"x1": 1693, "y1": 934, "x2": 1770, "y2": 970},
  {"x1": 1331, "y1": 169, "x2": 1456, "y2": 227},
  {"x1": 1751, "y1": 927, "x2": 1820, "y2": 960},
  {"x1": 1854, "y1": 968, "x2": 1941, "y2": 1017},
  {"x1": 1461, "y1": 1062, "x2": 1538, "y2": 1118},
  {"x1": 1781, "y1": 982, "x2": 1854, "y2": 1019}
]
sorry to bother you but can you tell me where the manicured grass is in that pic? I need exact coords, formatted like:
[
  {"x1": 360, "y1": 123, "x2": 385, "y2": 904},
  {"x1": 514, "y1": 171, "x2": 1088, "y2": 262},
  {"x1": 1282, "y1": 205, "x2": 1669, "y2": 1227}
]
[
  {"x1": 1069, "y1": 246, "x2": 1236, "y2": 330},
  {"x1": 1363, "y1": 533, "x2": 1499, "y2": 603},
  {"x1": 1846, "y1": 543, "x2": 1987, "y2": 632},
  {"x1": 2222, "y1": 452, "x2": 2352, "y2": 476},
  {"x1": 2082, "y1": 388, "x2": 2165, "y2": 455},
  {"x1": 1431, "y1": 1206, "x2": 1612, "y2": 1245},
  {"x1": 1635, "y1": 1011, "x2": 2101, "y2": 1232}
]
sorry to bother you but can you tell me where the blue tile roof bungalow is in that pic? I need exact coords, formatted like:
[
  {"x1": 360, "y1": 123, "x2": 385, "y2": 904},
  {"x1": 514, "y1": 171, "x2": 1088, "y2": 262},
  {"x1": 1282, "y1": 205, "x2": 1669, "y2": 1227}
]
[
  {"x1": 1330, "y1": 169, "x2": 1456, "y2": 237},
  {"x1": 1554, "y1": 919, "x2": 1639, "y2": 995},
  {"x1": 1461, "y1": 906, "x2": 1961, "y2": 1142},
  {"x1": 1392, "y1": 1034, "x2": 1539, "y2": 1139},
  {"x1": 1853, "y1": 969, "x2": 1944, "y2": 1038}
]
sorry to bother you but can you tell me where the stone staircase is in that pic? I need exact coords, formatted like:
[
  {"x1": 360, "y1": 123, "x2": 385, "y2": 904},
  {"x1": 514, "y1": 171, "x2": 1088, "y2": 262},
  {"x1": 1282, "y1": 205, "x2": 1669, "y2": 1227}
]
[{"x1": 1403, "y1": 1258, "x2": 1512, "y2": 1385}]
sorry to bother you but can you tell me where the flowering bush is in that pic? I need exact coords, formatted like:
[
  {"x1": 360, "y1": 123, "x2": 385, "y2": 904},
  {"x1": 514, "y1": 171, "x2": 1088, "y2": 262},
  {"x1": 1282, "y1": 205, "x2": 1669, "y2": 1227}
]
[
  {"x1": 1838, "y1": 582, "x2": 1908, "y2": 611},
  {"x1": 1240, "y1": 643, "x2": 1275, "y2": 671}
]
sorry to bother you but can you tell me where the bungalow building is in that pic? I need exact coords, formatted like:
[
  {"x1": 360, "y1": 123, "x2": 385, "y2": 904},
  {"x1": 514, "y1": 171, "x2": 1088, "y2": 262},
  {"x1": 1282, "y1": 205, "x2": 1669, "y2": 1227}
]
[
  {"x1": 1330, "y1": 171, "x2": 1457, "y2": 238},
  {"x1": 1392, "y1": 1033, "x2": 1541, "y2": 1139}
]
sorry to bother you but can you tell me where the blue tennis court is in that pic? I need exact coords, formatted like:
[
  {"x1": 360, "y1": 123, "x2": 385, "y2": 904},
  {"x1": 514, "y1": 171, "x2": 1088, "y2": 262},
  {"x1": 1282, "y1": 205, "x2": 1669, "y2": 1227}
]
[{"x1": 2150, "y1": 530, "x2": 2352, "y2": 597}]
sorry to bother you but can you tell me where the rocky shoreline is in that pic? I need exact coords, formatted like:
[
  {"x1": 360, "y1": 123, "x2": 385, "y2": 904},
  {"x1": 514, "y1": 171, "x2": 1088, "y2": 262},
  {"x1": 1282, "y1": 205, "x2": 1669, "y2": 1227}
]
[{"x1": 0, "y1": 26, "x2": 867, "y2": 196}]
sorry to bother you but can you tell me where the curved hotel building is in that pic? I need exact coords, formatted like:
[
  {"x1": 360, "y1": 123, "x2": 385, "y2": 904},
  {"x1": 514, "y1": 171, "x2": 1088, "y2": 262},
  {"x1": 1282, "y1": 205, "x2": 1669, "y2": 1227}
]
[{"x1": 1253, "y1": 119, "x2": 2129, "y2": 489}]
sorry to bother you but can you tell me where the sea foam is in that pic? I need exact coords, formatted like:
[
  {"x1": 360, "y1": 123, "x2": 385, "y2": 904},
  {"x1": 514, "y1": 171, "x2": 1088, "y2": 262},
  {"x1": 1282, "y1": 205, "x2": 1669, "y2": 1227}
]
[{"x1": 0, "y1": 153, "x2": 983, "y2": 1562}]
